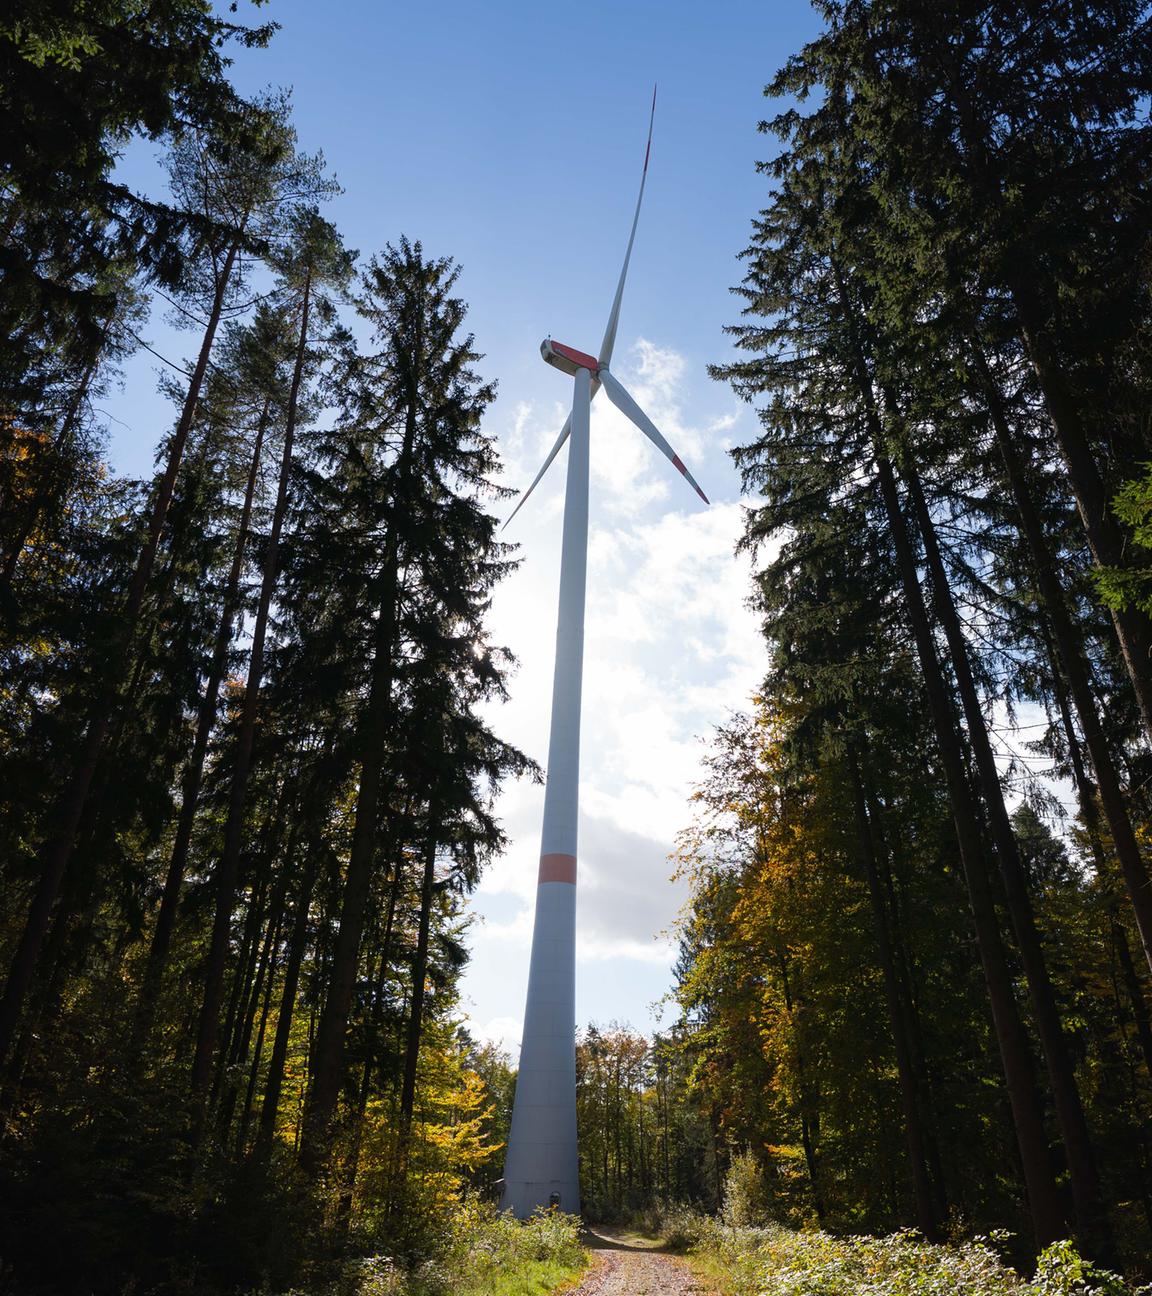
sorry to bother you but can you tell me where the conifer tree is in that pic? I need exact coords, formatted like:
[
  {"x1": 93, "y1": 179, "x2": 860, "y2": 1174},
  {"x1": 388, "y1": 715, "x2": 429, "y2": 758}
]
[
  {"x1": 190, "y1": 209, "x2": 351, "y2": 1115},
  {"x1": 135, "y1": 305, "x2": 295, "y2": 1036},
  {"x1": 794, "y1": 0, "x2": 1152, "y2": 737},
  {"x1": 298, "y1": 239, "x2": 523, "y2": 1169}
]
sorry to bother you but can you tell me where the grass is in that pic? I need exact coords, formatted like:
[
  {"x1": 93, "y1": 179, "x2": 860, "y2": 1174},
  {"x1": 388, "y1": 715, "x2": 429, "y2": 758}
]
[{"x1": 453, "y1": 1253, "x2": 587, "y2": 1296}]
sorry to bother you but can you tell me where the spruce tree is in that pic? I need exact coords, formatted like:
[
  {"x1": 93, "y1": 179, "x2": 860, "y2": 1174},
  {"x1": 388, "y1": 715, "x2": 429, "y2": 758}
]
[{"x1": 297, "y1": 239, "x2": 524, "y2": 1169}]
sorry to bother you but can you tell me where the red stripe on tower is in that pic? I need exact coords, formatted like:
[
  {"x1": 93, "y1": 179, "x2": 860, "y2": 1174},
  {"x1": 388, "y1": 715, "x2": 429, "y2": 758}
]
[{"x1": 539, "y1": 853, "x2": 577, "y2": 884}]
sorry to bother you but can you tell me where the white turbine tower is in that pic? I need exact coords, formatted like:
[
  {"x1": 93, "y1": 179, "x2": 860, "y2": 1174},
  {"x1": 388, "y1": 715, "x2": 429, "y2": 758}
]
[{"x1": 500, "y1": 90, "x2": 708, "y2": 1220}]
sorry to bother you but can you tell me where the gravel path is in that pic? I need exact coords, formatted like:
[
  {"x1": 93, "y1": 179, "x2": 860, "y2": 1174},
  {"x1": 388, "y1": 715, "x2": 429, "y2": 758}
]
[{"x1": 566, "y1": 1230, "x2": 716, "y2": 1295}]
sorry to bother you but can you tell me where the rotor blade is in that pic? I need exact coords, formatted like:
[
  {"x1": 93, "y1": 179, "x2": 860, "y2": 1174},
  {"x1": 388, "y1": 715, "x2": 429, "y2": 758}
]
[
  {"x1": 501, "y1": 415, "x2": 572, "y2": 531},
  {"x1": 599, "y1": 369, "x2": 709, "y2": 505},
  {"x1": 597, "y1": 86, "x2": 657, "y2": 370}
]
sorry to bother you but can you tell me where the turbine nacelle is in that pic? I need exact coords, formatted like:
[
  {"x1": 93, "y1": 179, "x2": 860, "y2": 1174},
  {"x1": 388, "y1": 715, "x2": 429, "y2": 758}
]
[
  {"x1": 508, "y1": 335, "x2": 709, "y2": 527},
  {"x1": 541, "y1": 338, "x2": 600, "y2": 377}
]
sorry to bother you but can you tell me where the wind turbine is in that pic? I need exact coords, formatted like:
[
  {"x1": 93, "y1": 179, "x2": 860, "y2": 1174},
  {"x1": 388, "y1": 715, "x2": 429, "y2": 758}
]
[{"x1": 500, "y1": 89, "x2": 708, "y2": 1220}]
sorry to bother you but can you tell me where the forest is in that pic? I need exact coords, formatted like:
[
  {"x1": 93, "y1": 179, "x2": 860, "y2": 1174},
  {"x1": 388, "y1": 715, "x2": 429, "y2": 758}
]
[{"x1": 1, "y1": 0, "x2": 1151, "y2": 1293}]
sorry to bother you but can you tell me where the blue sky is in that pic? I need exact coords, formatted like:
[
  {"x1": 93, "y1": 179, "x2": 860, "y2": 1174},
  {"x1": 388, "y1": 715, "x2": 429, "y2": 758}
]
[{"x1": 102, "y1": 0, "x2": 823, "y2": 1054}]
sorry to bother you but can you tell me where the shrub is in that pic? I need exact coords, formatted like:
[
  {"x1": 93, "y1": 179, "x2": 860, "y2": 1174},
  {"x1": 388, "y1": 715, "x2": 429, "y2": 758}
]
[
  {"x1": 1032, "y1": 1240, "x2": 1136, "y2": 1296},
  {"x1": 659, "y1": 1203, "x2": 712, "y2": 1252},
  {"x1": 723, "y1": 1149, "x2": 771, "y2": 1229}
]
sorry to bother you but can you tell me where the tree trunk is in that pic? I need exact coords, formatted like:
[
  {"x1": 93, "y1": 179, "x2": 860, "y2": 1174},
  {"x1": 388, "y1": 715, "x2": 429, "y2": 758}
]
[
  {"x1": 216, "y1": 852, "x2": 289, "y2": 1139},
  {"x1": 254, "y1": 845, "x2": 319, "y2": 1159},
  {"x1": 222, "y1": 815, "x2": 294, "y2": 1081},
  {"x1": 399, "y1": 824, "x2": 438, "y2": 1130},
  {"x1": 299, "y1": 373, "x2": 422, "y2": 1170},
  {"x1": 1044, "y1": 632, "x2": 1152, "y2": 1087},
  {"x1": 942, "y1": 54, "x2": 1152, "y2": 740},
  {"x1": 1111, "y1": 911, "x2": 1152, "y2": 1086},
  {"x1": 974, "y1": 348, "x2": 1152, "y2": 973},
  {"x1": 136, "y1": 399, "x2": 272, "y2": 1035},
  {"x1": 1006, "y1": 274, "x2": 1152, "y2": 743},
  {"x1": 829, "y1": 258, "x2": 1064, "y2": 1244},
  {"x1": 861, "y1": 773, "x2": 950, "y2": 1222},
  {"x1": 298, "y1": 574, "x2": 398, "y2": 1168},
  {"x1": 902, "y1": 461, "x2": 1110, "y2": 1256},
  {"x1": 212, "y1": 860, "x2": 272, "y2": 1109},
  {"x1": 778, "y1": 954, "x2": 825, "y2": 1221},
  {"x1": 228, "y1": 887, "x2": 286, "y2": 1149},
  {"x1": 876, "y1": 444, "x2": 1062, "y2": 1244},
  {"x1": 333, "y1": 935, "x2": 394, "y2": 1241},
  {"x1": 847, "y1": 747, "x2": 937, "y2": 1237},
  {"x1": 0, "y1": 229, "x2": 245, "y2": 1066},
  {"x1": 0, "y1": 865, "x2": 82, "y2": 1111},
  {"x1": 190, "y1": 268, "x2": 311, "y2": 1111}
]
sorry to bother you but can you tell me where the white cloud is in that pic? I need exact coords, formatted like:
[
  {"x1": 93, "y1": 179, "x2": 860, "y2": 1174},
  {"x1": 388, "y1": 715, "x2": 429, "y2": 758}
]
[{"x1": 464, "y1": 1014, "x2": 524, "y2": 1058}]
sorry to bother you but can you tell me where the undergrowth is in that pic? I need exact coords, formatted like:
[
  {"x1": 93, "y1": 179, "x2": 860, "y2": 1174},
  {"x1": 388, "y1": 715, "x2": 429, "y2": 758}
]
[
  {"x1": 295, "y1": 1198, "x2": 587, "y2": 1296},
  {"x1": 642, "y1": 1206, "x2": 1148, "y2": 1296}
]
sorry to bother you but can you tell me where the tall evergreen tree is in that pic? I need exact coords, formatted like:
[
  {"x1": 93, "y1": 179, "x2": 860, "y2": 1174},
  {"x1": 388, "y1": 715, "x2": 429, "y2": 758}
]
[
  {"x1": 297, "y1": 238, "x2": 523, "y2": 1169},
  {"x1": 189, "y1": 209, "x2": 351, "y2": 1117}
]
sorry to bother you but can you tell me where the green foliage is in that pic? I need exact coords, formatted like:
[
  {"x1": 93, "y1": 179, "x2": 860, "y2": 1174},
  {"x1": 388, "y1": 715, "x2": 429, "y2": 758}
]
[
  {"x1": 1032, "y1": 1240, "x2": 1136, "y2": 1296},
  {"x1": 1096, "y1": 468, "x2": 1152, "y2": 615},
  {"x1": 573, "y1": 1020, "x2": 718, "y2": 1221},
  {"x1": 649, "y1": 1201, "x2": 713, "y2": 1253},
  {"x1": 672, "y1": 706, "x2": 1015, "y2": 1235},
  {"x1": 0, "y1": 0, "x2": 276, "y2": 385},
  {"x1": 431, "y1": 1201, "x2": 586, "y2": 1296}
]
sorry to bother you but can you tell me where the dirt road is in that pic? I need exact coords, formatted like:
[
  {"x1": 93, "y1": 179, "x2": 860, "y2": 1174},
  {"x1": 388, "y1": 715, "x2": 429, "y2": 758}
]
[{"x1": 565, "y1": 1229, "x2": 717, "y2": 1295}]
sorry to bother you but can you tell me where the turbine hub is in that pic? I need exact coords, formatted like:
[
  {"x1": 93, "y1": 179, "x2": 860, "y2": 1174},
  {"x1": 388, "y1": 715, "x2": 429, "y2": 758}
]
[{"x1": 541, "y1": 338, "x2": 599, "y2": 377}]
